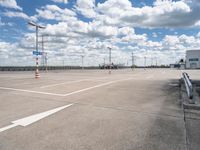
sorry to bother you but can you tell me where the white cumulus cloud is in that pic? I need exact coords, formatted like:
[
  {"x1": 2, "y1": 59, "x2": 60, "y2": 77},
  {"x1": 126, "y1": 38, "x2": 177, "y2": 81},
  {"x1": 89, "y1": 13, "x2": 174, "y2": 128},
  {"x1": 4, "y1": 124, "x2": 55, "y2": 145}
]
[
  {"x1": 51, "y1": 0, "x2": 68, "y2": 4},
  {"x1": 0, "y1": 0, "x2": 22, "y2": 10},
  {"x1": 76, "y1": 0, "x2": 96, "y2": 18}
]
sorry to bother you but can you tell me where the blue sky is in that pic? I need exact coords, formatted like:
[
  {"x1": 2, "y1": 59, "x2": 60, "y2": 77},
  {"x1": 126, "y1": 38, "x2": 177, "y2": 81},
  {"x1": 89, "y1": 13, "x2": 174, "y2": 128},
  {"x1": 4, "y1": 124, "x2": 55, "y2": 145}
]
[{"x1": 0, "y1": 0, "x2": 200, "y2": 66}]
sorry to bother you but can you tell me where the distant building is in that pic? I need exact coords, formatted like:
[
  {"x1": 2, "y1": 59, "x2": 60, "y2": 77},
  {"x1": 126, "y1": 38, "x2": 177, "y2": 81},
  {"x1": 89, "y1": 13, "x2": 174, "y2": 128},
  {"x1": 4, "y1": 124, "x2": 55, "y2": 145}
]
[
  {"x1": 186, "y1": 50, "x2": 200, "y2": 69},
  {"x1": 170, "y1": 64, "x2": 180, "y2": 68},
  {"x1": 180, "y1": 63, "x2": 185, "y2": 70}
]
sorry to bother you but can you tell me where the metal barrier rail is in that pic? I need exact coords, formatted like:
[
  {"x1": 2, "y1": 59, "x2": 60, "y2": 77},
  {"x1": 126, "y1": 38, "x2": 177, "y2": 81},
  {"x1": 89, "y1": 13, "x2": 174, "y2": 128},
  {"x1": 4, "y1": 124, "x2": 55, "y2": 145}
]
[{"x1": 182, "y1": 72, "x2": 193, "y2": 100}]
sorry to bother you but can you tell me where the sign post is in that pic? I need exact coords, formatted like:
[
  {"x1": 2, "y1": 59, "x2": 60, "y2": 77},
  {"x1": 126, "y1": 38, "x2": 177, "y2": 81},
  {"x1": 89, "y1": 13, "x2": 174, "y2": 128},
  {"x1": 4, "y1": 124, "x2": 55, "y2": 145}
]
[
  {"x1": 33, "y1": 51, "x2": 43, "y2": 56},
  {"x1": 28, "y1": 21, "x2": 45, "y2": 79}
]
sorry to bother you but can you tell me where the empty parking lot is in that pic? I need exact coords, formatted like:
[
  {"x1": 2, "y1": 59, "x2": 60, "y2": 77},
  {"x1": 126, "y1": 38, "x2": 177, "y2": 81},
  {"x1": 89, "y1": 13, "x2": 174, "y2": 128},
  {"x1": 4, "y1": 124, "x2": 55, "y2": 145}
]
[{"x1": 0, "y1": 69, "x2": 199, "y2": 150}]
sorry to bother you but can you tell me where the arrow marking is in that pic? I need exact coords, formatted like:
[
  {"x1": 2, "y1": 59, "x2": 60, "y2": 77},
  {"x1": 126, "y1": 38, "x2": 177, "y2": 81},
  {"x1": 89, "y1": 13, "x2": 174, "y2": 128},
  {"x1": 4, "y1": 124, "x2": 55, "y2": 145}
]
[{"x1": 0, "y1": 103, "x2": 74, "y2": 133}]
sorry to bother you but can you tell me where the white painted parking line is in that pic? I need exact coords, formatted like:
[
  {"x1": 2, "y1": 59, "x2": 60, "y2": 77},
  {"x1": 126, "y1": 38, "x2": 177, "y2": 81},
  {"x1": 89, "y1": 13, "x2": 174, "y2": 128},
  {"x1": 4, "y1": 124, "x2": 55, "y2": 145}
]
[
  {"x1": 63, "y1": 78, "x2": 133, "y2": 96},
  {"x1": 0, "y1": 103, "x2": 74, "y2": 133},
  {"x1": 39, "y1": 77, "x2": 109, "y2": 89},
  {"x1": 0, "y1": 78, "x2": 134, "y2": 97},
  {"x1": 145, "y1": 75, "x2": 154, "y2": 79},
  {"x1": 40, "y1": 79, "x2": 90, "y2": 88},
  {"x1": 0, "y1": 86, "x2": 64, "y2": 96}
]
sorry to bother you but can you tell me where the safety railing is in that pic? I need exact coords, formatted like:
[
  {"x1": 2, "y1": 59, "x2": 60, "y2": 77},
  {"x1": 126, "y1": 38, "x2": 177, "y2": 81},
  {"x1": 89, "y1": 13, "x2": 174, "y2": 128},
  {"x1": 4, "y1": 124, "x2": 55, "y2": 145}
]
[{"x1": 182, "y1": 72, "x2": 193, "y2": 100}]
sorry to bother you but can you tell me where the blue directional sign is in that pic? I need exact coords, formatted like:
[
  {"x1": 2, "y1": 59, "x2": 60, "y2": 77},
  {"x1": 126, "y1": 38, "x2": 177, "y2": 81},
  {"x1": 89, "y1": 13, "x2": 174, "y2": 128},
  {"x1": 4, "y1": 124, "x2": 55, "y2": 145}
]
[{"x1": 33, "y1": 51, "x2": 43, "y2": 55}]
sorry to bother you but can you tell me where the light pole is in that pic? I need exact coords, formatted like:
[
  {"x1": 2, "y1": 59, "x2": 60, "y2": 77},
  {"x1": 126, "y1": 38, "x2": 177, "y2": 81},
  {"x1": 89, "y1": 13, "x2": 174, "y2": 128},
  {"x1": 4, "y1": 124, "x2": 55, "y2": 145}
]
[
  {"x1": 151, "y1": 56, "x2": 153, "y2": 67},
  {"x1": 63, "y1": 60, "x2": 65, "y2": 70},
  {"x1": 38, "y1": 35, "x2": 45, "y2": 67},
  {"x1": 155, "y1": 57, "x2": 158, "y2": 67},
  {"x1": 107, "y1": 47, "x2": 111, "y2": 74},
  {"x1": 103, "y1": 57, "x2": 106, "y2": 69},
  {"x1": 44, "y1": 52, "x2": 48, "y2": 72},
  {"x1": 41, "y1": 35, "x2": 45, "y2": 67},
  {"x1": 144, "y1": 56, "x2": 147, "y2": 69},
  {"x1": 131, "y1": 52, "x2": 134, "y2": 70},
  {"x1": 28, "y1": 21, "x2": 45, "y2": 79},
  {"x1": 38, "y1": 35, "x2": 48, "y2": 72},
  {"x1": 81, "y1": 55, "x2": 84, "y2": 70},
  {"x1": 144, "y1": 49, "x2": 148, "y2": 70}
]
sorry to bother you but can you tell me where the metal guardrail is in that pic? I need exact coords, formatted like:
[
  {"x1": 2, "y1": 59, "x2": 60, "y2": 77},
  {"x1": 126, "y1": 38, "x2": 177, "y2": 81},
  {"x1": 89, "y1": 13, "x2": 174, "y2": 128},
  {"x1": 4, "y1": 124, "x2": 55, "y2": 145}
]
[{"x1": 182, "y1": 72, "x2": 193, "y2": 100}]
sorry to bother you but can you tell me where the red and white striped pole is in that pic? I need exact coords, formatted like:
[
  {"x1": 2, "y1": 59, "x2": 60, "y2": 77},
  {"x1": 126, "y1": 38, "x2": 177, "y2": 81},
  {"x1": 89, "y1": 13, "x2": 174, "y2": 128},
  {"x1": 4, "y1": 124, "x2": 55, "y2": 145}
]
[
  {"x1": 35, "y1": 57, "x2": 40, "y2": 78},
  {"x1": 35, "y1": 26, "x2": 40, "y2": 79},
  {"x1": 28, "y1": 22, "x2": 45, "y2": 79}
]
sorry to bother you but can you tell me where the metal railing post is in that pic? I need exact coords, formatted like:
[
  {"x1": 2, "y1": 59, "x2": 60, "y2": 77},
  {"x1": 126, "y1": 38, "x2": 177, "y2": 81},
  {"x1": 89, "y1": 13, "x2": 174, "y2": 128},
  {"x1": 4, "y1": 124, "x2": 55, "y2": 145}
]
[{"x1": 182, "y1": 72, "x2": 194, "y2": 103}]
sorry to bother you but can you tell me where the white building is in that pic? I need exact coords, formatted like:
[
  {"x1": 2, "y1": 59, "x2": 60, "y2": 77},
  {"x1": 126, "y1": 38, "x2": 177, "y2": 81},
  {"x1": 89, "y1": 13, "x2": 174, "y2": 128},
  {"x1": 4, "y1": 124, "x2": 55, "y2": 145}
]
[{"x1": 186, "y1": 50, "x2": 200, "y2": 69}]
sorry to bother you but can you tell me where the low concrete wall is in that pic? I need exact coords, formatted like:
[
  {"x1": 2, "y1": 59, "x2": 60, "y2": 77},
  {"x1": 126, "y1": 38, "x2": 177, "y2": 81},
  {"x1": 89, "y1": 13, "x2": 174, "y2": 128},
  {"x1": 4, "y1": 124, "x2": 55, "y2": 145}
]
[
  {"x1": 0, "y1": 66, "x2": 100, "y2": 71},
  {"x1": 0, "y1": 66, "x2": 170, "y2": 71}
]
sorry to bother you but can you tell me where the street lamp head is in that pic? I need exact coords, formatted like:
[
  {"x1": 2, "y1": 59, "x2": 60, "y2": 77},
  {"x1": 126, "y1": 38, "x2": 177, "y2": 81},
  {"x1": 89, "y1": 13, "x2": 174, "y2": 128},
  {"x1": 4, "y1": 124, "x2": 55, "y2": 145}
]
[
  {"x1": 107, "y1": 47, "x2": 111, "y2": 50},
  {"x1": 38, "y1": 25, "x2": 46, "y2": 29},
  {"x1": 28, "y1": 21, "x2": 45, "y2": 29},
  {"x1": 28, "y1": 21, "x2": 36, "y2": 27}
]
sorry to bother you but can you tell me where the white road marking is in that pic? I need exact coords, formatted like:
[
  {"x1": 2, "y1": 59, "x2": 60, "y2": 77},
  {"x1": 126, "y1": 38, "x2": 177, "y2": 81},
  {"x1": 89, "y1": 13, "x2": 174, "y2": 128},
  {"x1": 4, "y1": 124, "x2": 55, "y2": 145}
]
[
  {"x1": 40, "y1": 79, "x2": 90, "y2": 88},
  {"x1": 63, "y1": 78, "x2": 133, "y2": 96},
  {"x1": 0, "y1": 124, "x2": 18, "y2": 132},
  {"x1": 0, "y1": 86, "x2": 64, "y2": 96},
  {"x1": 0, "y1": 78, "x2": 134, "y2": 97},
  {"x1": 40, "y1": 77, "x2": 109, "y2": 89},
  {"x1": 0, "y1": 103, "x2": 74, "y2": 133},
  {"x1": 145, "y1": 75, "x2": 154, "y2": 79}
]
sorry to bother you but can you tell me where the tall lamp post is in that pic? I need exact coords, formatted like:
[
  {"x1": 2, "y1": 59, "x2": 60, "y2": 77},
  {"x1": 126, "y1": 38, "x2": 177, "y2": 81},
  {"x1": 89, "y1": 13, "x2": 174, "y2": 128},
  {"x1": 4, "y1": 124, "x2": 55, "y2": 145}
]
[
  {"x1": 38, "y1": 35, "x2": 49, "y2": 72},
  {"x1": 104, "y1": 57, "x2": 105, "y2": 65},
  {"x1": 144, "y1": 49, "x2": 147, "y2": 70},
  {"x1": 28, "y1": 21, "x2": 45, "y2": 79},
  {"x1": 155, "y1": 57, "x2": 158, "y2": 67},
  {"x1": 144, "y1": 56, "x2": 147, "y2": 69},
  {"x1": 41, "y1": 35, "x2": 45, "y2": 67},
  {"x1": 81, "y1": 55, "x2": 84, "y2": 70},
  {"x1": 131, "y1": 52, "x2": 134, "y2": 70},
  {"x1": 38, "y1": 35, "x2": 46, "y2": 67},
  {"x1": 107, "y1": 47, "x2": 111, "y2": 74},
  {"x1": 44, "y1": 52, "x2": 48, "y2": 72}
]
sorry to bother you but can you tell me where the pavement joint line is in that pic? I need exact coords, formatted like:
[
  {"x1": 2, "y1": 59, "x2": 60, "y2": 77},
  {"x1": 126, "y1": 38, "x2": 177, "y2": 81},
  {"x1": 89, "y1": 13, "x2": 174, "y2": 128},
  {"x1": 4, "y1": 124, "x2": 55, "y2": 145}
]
[
  {"x1": 183, "y1": 107, "x2": 190, "y2": 150},
  {"x1": 0, "y1": 78, "x2": 135, "y2": 97},
  {"x1": 75, "y1": 102, "x2": 184, "y2": 119},
  {"x1": 0, "y1": 103, "x2": 74, "y2": 133},
  {"x1": 184, "y1": 116, "x2": 200, "y2": 121}
]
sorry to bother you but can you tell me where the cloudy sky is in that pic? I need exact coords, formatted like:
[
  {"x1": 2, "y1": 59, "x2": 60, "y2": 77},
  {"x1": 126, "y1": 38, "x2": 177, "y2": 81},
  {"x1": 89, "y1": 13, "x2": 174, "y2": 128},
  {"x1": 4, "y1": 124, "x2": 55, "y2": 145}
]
[{"x1": 0, "y1": 0, "x2": 200, "y2": 66}]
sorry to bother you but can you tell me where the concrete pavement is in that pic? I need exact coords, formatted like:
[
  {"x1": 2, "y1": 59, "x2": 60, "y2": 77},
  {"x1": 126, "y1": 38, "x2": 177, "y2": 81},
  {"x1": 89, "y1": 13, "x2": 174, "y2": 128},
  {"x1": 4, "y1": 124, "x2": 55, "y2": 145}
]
[{"x1": 0, "y1": 69, "x2": 198, "y2": 150}]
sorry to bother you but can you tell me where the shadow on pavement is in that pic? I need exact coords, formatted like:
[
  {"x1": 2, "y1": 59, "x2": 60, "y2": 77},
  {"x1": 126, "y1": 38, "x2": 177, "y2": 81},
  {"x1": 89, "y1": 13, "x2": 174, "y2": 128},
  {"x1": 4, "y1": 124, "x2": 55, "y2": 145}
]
[{"x1": 141, "y1": 79, "x2": 187, "y2": 150}]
